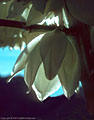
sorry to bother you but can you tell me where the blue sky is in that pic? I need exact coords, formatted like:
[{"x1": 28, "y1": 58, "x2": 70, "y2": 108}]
[
  {"x1": 0, "y1": 47, "x2": 24, "y2": 76},
  {"x1": 0, "y1": 47, "x2": 63, "y2": 97}
]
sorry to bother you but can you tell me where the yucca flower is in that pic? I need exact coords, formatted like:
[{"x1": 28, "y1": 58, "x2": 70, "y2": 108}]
[
  {"x1": 8, "y1": 29, "x2": 81, "y2": 101},
  {"x1": 6, "y1": 0, "x2": 81, "y2": 102}
]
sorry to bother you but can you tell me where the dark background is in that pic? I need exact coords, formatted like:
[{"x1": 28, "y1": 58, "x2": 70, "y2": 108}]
[{"x1": 0, "y1": 76, "x2": 93, "y2": 120}]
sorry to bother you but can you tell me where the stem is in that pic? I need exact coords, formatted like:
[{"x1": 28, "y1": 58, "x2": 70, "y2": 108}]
[
  {"x1": 0, "y1": 19, "x2": 82, "y2": 35},
  {"x1": 0, "y1": 19, "x2": 26, "y2": 29},
  {"x1": 0, "y1": 19, "x2": 61, "y2": 32}
]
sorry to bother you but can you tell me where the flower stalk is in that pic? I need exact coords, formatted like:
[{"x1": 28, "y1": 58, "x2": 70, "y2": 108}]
[{"x1": 0, "y1": 19, "x2": 83, "y2": 35}]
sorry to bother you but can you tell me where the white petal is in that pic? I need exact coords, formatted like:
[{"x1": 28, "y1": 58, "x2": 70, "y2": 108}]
[
  {"x1": 62, "y1": 7, "x2": 78, "y2": 28},
  {"x1": 30, "y1": 0, "x2": 47, "y2": 13},
  {"x1": 8, "y1": 34, "x2": 44, "y2": 82},
  {"x1": 45, "y1": 0, "x2": 64, "y2": 14},
  {"x1": 32, "y1": 63, "x2": 61, "y2": 101},
  {"x1": 13, "y1": 34, "x2": 44, "y2": 73},
  {"x1": 0, "y1": 0, "x2": 11, "y2": 19},
  {"x1": 40, "y1": 29, "x2": 67, "y2": 80},
  {"x1": 58, "y1": 36, "x2": 81, "y2": 98},
  {"x1": 7, "y1": 0, "x2": 26, "y2": 18},
  {"x1": 26, "y1": 6, "x2": 45, "y2": 25},
  {"x1": 24, "y1": 45, "x2": 42, "y2": 88}
]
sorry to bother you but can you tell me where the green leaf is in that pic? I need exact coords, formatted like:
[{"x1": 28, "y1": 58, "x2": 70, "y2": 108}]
[
  {"x1": 40, "y1": 29, "x2": 67, "y2": 80},
  {"x1": 33, "y1": 63, "x2": 61, "y2": 101},
  {"x1": 58, "y1": 36, "x2": 81, "y2": 98}
]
